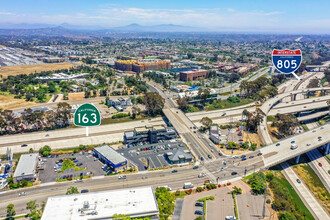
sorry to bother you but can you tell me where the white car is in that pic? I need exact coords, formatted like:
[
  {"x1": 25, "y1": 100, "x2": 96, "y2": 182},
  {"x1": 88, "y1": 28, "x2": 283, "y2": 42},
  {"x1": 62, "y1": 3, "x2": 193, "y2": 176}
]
[
  {"x1": 19, "y1": 192, "x2": 26, "y2": 197},
  {"x1": 118, "y1": 175, "x2": 127, "y2": 180}
]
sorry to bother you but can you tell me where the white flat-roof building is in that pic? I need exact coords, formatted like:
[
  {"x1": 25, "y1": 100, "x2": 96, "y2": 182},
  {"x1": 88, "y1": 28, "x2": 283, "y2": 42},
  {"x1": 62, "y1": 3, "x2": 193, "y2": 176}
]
[
  {"x1": 41, "y1": 186, "x2": 159, "y2": 220},
  {"x1": 13, "y1": 153, "x2": 39, "y2": 183}
]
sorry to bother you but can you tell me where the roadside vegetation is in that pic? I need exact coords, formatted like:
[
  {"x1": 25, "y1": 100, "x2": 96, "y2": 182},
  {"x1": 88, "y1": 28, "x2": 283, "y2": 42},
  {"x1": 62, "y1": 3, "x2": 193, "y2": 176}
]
[
  {"x1": 293, "y1": 164, "x2": 330, "y2": 212},
  {"x1": 244, "y1": 171, "x2": 314, "y2": 219},
  {"x1": 155, "y1": 187, "x2": 175, "y2": 220}
]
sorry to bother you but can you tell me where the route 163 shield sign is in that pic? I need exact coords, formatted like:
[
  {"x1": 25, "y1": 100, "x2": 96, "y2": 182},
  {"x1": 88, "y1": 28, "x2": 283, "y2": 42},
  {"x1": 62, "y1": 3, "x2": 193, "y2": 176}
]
[{"x1": 272, "y1": 49, "x2": 302, "y2": 74}]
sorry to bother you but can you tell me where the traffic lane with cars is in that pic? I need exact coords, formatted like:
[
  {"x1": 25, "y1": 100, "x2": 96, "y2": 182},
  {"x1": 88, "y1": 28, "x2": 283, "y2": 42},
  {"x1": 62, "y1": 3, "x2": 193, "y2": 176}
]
[
  {"x1": 0, "y1": 156, "x2": 267, "y2": 217},
  {"x1": 38, "y1": 152, "x2": 105, "y2": 183}
]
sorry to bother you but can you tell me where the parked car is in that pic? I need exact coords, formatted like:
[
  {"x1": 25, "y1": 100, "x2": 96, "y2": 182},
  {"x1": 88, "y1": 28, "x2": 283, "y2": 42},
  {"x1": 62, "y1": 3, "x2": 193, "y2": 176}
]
[
  {"x1": 21, "y1": 144, "x2": 28, "y2": 147},
  {"x1": 241, "y1": 158, "x2": 247, "y2": 161},
  {"x1": 275, "y1": 143, "x2": 280, "y2": 146},
  {"x1": 249, "y1": 156, "x2": 254, "y2": 159},
  {"x1": 195, "y1": 210, "x2": 203, "y2": 215},
  {"x1": 172, "y1": 170, "x2": 178, "y2": 173},
  {"x1": 257, "y1": 153, "x2": 263, "y2": 156},
  {"x1": 231, "y1": 172, "x2": 238, "y2": 175},
  {"x1": 195, "y1": 202, "x2": 203, "y2": 207},
  {"x1": 81, "y1": 189, "x2": 89, "y2": 193},
  {"x1": 296, "y1": 179, "x2": 301, "y2": 184},
  {"x1": 241, "y1": 155, "x2": 246, "y2": 158}
]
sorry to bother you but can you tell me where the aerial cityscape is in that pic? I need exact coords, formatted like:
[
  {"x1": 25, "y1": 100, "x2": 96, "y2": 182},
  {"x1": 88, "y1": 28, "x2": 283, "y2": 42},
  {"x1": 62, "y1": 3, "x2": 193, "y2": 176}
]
[{"x1": 0, "y1": 0, "x2": 329, "y2": 220}]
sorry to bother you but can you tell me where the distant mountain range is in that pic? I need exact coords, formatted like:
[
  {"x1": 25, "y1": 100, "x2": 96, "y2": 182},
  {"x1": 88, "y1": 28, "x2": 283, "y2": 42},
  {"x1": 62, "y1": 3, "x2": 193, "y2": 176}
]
[{"x1": 0, "y1": 22, "x2": 206, "y2": 32}]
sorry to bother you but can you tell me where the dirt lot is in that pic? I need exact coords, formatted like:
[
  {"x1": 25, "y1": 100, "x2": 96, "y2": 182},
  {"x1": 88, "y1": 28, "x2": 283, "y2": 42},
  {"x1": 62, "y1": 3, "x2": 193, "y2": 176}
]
[
  {"x1": 243, "y1": 131, "x2": 263, "y2": 147},
  {"x1": 68, "y1": 92, "x2": 86, "y2": 100},
  {"x1": 0, "y1": 94, "x2": 35, "y2": 109},
  {"x1": 0, "y1": 62, "x2": 75, "y2": 78}
]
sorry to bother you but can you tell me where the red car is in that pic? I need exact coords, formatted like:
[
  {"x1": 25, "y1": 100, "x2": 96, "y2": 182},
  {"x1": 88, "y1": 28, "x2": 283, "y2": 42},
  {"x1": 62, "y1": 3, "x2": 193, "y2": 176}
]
[{"x1": 318, "y1": 162, "x2": 322, "y2": 167}]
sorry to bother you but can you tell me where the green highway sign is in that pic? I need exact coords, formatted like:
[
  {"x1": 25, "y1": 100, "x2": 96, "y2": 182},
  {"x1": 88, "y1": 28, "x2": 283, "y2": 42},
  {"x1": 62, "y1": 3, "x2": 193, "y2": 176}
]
[{"x1": 74, "y1": 103, "x2": 101, "y2": 127}]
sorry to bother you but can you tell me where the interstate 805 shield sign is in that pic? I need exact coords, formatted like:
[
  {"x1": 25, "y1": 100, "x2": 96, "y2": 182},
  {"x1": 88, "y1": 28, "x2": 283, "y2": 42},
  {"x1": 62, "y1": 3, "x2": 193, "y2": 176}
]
[{"x1": 272, "y1": 49, "x2": 302, "y2": 74}]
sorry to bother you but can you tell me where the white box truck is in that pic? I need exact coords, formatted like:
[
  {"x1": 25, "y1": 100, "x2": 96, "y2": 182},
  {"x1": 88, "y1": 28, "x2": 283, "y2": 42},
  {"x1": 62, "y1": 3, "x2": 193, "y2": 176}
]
[{"x1": 183, "y1": 182, "x2": 194, "y2": 189}]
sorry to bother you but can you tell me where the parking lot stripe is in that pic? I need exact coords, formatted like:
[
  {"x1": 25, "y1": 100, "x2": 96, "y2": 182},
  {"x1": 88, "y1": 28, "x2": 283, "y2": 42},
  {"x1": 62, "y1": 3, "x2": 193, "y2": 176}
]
[{"x1": 148, "y1": 157, "x2": 156, "y2": 169}]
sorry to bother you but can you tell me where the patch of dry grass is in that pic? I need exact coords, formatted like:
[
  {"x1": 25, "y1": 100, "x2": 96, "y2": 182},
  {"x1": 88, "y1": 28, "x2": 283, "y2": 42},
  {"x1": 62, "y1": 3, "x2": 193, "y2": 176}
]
[
  {"x1": 0, "y1": 94, "x2": 35, "y2": 109},
  {"x1": 243, "y1": 131, "x2": 263, "y2": 147},
  {"x1": 0, "y1": 62, "x2": 75, "y2": 78}
]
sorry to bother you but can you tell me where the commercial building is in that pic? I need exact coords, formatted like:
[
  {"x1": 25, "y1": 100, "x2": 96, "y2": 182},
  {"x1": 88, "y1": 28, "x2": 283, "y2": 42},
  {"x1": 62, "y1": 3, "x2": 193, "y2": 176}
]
[
  {"x1": 179, "y1": 69, "x2": 209, "y2": 81},
  {"x1": 107, "y1": 97, "x2": 132, "y2": 110},
  {"x1": 165, "y1": 148, "x2": 193, "y2": 164},
  {"x1": 13, "y1": 153, "x2": 39, "y2": 183},
  {"x1": 124, "y1": 125, "x2": 177, "y2": 145},
  {"x1": 41, "y1": 186, "x2": 159, "y2": 220},
  {"x1": 35, "y1": 72, "x2": 90, "y2": 81},
  {"x1": 114, "y1": 59, "x2": 170, "y2": 73},
  {"x1": 209, "y1": 125, "x2": 222, "y2": 144},
  {"x1": 93, "y1": 145, "x2": 128, "y2": 172}
]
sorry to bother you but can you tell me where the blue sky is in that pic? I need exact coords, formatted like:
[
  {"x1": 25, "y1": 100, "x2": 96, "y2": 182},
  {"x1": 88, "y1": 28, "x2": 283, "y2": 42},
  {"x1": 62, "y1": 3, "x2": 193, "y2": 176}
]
[{"x1": 0, "y1": 0, "x2": 329, "y2": 33}]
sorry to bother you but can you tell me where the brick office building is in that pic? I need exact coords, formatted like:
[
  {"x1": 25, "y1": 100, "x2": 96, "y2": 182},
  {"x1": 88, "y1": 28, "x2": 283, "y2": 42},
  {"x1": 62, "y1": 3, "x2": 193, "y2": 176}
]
[{"x1": 179, "y1": 69, "x2": 209, "y2": 81}]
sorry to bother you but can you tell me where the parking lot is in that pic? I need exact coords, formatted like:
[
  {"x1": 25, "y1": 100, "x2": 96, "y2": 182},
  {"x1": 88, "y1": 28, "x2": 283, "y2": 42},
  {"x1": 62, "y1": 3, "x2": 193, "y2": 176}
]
[
  {"x1": 180, "y1": 187, "x2": 234, "y2": 220},
  {"x1": 38, "y1": 152, "x2": 105, "y2": 183},
  {"x1": 117, "y1": 141, "x2": 189, "y2": 171}
]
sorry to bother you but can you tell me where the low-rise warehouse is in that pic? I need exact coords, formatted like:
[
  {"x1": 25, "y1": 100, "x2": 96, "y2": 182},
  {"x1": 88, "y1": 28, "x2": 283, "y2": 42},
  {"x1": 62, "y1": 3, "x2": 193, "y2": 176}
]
[
  {"x1": 41, "y1": 186, "x2": 159, "y2": 220},
  {"x1": 93, "y1": 145, "x2": 129, "y2": 173},
  {"x1": 13, "y1": 153, "x2": 39, "y2": 183}
]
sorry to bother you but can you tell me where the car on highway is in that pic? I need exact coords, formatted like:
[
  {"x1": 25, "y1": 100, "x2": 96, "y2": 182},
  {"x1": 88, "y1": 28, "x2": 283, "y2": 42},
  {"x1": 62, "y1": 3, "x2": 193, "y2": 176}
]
[
  {"x1": 257, "y1": 153, "x2": 263, "y2": 156},
  {"x1": 223, "y1": 161, "x2": 227, "y2": 165},
  {"x1": 240, "y1": 155, "x2": 246, "y2": 158},
  {"x1": 172, "y1": 170, "x2": 178, "y2": 173},
  {"x1": 233, "y1": 156, "x2": 239, "y2": 159},
  {"x1": 306, "y1": 143, "x2": 311, "y2": 146},
  {"x1": 222, "y1": 113, "x2": 226, "y2": 116},
  {"x1": 75, "y1": 179, "x2": 83, "y2": 183},
  {"x1": 21, "y1": 144, "x2": 28, "y2": 147},
  {"x1": 231, "y1": 172, "x2": 238, "y2": 175},
  {"x1": 195, "y1": 202, "x2": 204, "y2": 207},
  {"x1": 296, "y1": 179, "x2": 301, "y2": 184},
  {"x1": 249, "y1": 156, "x2": 254, "y2": 159},
  {"x1": 290, "y1": 144, "x2": 298, "y2": 150},
  {"x1": 198, "y1": 173, "x2": 205, "y2": 178},
  {"x1": 275, "y1": 143, "x2": 280, "y2": 146},
  {"x1": 200, "y1": 156, "x2": 204, "y2": 161},
  {"x1": 220, "y1": 167, "x2": 224, "y2": 171},
  {"x1": 19, "y1": 192, "x2": 26, "y2": 197},
  {"x1": 209, "y1": 143, "x2": 212, "y2": 147},
  {"x1": 241, "y1": 158, "x2": 247, "y2": 161},
  {"x1": 81, "y1": 189, "x2": 89, "y2": 193},
  {"x1": 211, "y1": 149, "x2": 214, "y2": 153},
  {"x1": 318, "y1": 162, "x2": 322, "y2": 167},
  {"x1": 208, "y1": 155, "x2": 212, "y2": 159},
  {"x1": 312, "y1": 130, "x2": 316, "y2": 133},
  {"x1": 195, "y1": 210, "x2": 203, "y2": 215},
  {"x1": 118, "y1": 175, "x2": 127, "y2": 179},
  {"x1": 290, "y1": 141, "x2": 295, "y2": 144}
]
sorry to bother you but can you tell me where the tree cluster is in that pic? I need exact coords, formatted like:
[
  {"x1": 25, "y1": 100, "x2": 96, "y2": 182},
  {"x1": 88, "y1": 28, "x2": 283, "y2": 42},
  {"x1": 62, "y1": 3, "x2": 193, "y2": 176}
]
[
  {"x1": 272, "y1": 114, "x2": 299, "y2": 136},
  {"x1": 240, "y1": 76, "x2": 278, "y2": 101},
  {"x1": 0, "y1": 102, "x2": 71, "y2": 135},
  {"x1": 245, "y1": 108, "x2": 265, "y2": 132},
  {"x1": 143, "y1": 92, "x2": 164, "y2": 117},
  {"x1": 155, "y1": 187, "x2": 175, "y2": 220}
]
